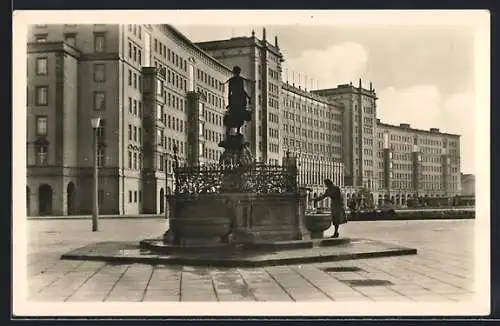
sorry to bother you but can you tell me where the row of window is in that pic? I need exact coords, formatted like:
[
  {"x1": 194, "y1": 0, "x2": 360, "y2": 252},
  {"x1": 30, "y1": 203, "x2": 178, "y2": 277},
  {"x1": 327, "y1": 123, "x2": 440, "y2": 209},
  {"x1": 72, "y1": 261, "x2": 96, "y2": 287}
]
[
  {"x1": 128, "y1": 41, "x2": 143, "y2": 65},
  {"x1": 128, "y1": 68, "x2": 142, "y2": 90},
  {"x1": 269, "y1": 83, "x2": 279, "y2": 94},
  {"x1": 363, "y1": 159, "x2": 374, "y2": 167},
  {"x1": 128, "y1": 124, "x2": 142, "y2": 143},
  {"x1": 154, "y1": 38, "x2": 188, "y2": 72},
  {"x1": 203, "y1": 109, "x2": 223, "y2": 126},
  {"x1": 128, "y1": 24, "x2": 143, "y2": 40},
  {"x1": 284, "y1": 138, "x2": 342, "y2": 156},
  {"x1": 128, "y1": 190, "x2": 142, "y2": 204},
  {"x1": 283, "y1": 112, "x2": 342, "y2": 130},
  {"x1": 197, "y1": 68, "x2": 225, "y2": 92},
  {"x1": 35, "y1": 32, "x2": 106, "y2": 52},
  {"x1": 32, "y1": 144, "x2": 105, "y2": 167},
  {"x1": 269, "y1": 128, "x2": 279, "y2": 139},
  {"x1": 283, "y1": 125, "x2": 341, "y2": 143},
  {"x1": 268, "y1": 98, "x2": 279, "y2": 109},
  {"x1": 128, "y1": 97, "x2": 142, "y2": 117},
  {"x1": 283, "y1": 99, "x2": 338, "y2": 120},
  {"x1": 268, "y1": 68, "x2": 279, "y2": 80},
  {"x1": 268, "y1": 112, "x2": 279, "y2": 124},
  {"x1": 269, "y1": 143, "x2": 280, "y2": 154},
  {"x1": 197, "y1": 87, "x2": 224, "y2": 109},
  {"x1": 128, "y1": 150, "x2": 143, "y2": 170}
]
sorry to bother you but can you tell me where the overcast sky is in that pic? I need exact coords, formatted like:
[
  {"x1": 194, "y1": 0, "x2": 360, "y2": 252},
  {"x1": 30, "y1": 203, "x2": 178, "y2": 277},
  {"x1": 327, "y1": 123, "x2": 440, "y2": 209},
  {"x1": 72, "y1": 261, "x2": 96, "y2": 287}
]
[{"x1": 177, "y1": 23, "x2": 477, "y2": 174}]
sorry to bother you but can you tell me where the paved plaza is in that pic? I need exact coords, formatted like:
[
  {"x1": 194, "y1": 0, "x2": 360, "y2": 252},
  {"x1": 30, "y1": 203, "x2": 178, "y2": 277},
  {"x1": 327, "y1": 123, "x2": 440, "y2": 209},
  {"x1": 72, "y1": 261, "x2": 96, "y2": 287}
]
[{"x1": 26, "y1": 218, "x2": 475, "y2": 302}]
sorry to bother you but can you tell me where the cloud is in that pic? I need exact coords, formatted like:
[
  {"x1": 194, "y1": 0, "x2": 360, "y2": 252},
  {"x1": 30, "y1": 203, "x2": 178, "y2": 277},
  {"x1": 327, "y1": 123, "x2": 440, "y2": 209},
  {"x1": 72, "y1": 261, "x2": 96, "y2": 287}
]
[
  {"x1": 285, "y1": 42, "x2": 369, "y2": 89},
  {"x1": 377, "y1": 85, "x2": 475, "y2": 174}
]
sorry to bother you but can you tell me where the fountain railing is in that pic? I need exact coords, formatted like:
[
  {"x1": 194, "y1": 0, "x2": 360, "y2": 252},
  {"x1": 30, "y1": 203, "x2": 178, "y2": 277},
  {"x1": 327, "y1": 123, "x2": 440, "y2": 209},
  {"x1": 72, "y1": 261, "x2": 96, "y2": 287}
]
[{"x1": 173, "y1": 162, "x2": 298, "y2": 195}]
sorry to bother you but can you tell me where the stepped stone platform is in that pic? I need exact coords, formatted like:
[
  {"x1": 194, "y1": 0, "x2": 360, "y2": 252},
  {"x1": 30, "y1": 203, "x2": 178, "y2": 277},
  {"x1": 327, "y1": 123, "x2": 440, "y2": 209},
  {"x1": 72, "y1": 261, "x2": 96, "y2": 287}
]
[{"x1": 60, "y1": 237, "x2": 417, "y2": 267}]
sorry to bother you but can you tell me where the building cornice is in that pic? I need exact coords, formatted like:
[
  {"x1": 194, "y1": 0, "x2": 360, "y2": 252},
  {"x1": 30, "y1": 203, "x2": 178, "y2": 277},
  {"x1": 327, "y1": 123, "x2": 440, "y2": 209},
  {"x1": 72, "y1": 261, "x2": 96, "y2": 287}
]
[
  {"x1": 27, "y1": 42, "x2": 81, "y2": 60},
  {"x1": 282, "y1": 82, "x2": 344, "y2": 109},
  {"x1": 376, "y1": 121, "x2": 461, "y2": 137}
]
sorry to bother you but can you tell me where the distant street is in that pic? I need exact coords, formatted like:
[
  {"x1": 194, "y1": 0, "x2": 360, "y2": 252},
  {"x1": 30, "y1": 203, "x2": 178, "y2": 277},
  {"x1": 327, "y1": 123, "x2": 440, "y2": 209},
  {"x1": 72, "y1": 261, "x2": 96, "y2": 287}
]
[{"x1": 26, "y1": 219, "x2": 474, "y2": 302}]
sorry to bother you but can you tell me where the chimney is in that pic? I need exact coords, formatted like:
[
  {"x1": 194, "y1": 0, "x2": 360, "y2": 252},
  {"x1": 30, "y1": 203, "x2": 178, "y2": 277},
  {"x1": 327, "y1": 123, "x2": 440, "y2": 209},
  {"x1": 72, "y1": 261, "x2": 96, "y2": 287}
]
[
  {"x1": 274, "y1": 35, "x2": 278, "y2": 47},
  {"x1": 430, "y1": 128, "x2": 440, "y2": 133},
  {"x1": 262, "y1": 28, "x2": 266, "y2": 40},
  {"x1": 370, "y1": 82, "x2": 373, "y2": 91},
  {"x1": 251, "y1": 29, "x2": 255, "y2": 38},
  {"x1": 400, "y1": 123, "x2": 410, "y2": 128},
  {"x1": 358, "y1": 78, "x2": 362, "y2": 89},
  {"x1": 376, "y1": 118, "x2": 380, "y2": 123}
]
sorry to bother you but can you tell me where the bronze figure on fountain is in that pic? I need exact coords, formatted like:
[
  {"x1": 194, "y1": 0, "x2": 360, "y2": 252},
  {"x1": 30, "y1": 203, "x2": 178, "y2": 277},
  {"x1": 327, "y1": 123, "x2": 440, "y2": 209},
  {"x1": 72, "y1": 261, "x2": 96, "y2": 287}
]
[{"x1": 219, "y1": 66, "x2": 254, "y2": 168}]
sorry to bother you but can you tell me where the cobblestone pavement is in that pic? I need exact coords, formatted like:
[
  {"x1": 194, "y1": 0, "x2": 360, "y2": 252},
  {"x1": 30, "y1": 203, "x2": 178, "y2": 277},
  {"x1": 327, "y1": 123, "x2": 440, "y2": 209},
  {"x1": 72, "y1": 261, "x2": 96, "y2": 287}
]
[{"x1": 25, "y1": 219, "x2": 475, "y2": 302}]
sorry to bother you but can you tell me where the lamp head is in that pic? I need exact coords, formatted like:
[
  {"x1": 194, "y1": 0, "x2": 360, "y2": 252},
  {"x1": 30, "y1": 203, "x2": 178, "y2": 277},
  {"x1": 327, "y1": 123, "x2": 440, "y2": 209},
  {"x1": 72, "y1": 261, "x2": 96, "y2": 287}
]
[{"x1": 91, "y1": 117, "x2": 101, "y2": 129}]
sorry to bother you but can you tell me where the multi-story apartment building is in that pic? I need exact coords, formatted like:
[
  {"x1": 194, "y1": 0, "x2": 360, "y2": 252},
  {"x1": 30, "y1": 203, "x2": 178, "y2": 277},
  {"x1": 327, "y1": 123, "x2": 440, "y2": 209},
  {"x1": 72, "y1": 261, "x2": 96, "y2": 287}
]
[
  {"x1": 374, "y1": 120, "x2": 462, "y2": 205},
  {"x1": 26, "y1": 24, "x2": 252, "y2": 216},
  {"x1": 281, "y1": 82, "x2": 344, "y2": 207},
  {"x1": 196, "y1": 28, "x2": 283, "y2": 165},
  {"x1": 312, "y1": 80, "x2": 378, "y2": 189}
]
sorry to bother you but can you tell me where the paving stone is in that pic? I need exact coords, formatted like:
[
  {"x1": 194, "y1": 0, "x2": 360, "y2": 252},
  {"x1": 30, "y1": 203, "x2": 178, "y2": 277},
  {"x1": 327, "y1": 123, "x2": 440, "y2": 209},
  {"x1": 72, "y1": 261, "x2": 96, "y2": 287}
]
[{"x1": 25, "y1": 219, "x2": 476, "y2": 304}]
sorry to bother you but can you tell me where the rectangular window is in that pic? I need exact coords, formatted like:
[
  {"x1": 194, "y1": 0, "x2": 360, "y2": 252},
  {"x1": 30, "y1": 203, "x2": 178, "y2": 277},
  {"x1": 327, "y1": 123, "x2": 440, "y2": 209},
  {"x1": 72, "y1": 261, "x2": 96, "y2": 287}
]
[
  {"x1": 128, "y1": 97, "x2": 132, "y2": 113},
  {"x1": 128, "y1": 69, "x2": 132, "y2": 86},
  {"x1": 134, "y1": 190, "x2": 137, "y2": 203},
  {"x1": 93, "y1": 63, "x2": 106, "y2": 82},
  {"x1": 36, "y1": 58, "x2": 48, "y2": 75},
  {"x1": 35, "y1": 86, "x2": 48, "y2": 105},
  {"x1": 94, "y1": 92, "x2": 105, "y2": 111},
  {"x1": 36, "y1": 116, "x2": 48, "y2": 136},
  {"x1": 128, "y1": 42, "x2": 132, "y2": 58},
  {"x1": 128, "y1": 151, "x2": 132, "y2": 168},
  {"x1": 128, "y1": 124, "x2": 132, "y2": 140},
  {"x1": 157, "y1": 104, "x2": 163, "y2": 121},
  {"x1": 35, "y1": 34, "x2": 47, "y2": 43},
  {"x1": 133, "y1": 126, "x2": 137, "y2": 141},
  {"x1": 36, "y1": 145, "x2": 48, "y2": 165},
  {"x1": 94, "y1": 33, "x2": 106, "y2": 52},
  {"x1": 64, "y1": 33, "x2": 76, "y2": 47},
  {"x1": 133, "y1": 152, "x2": 137, "y2": 169},
  {"x1": 129, "y1": 190, "x2": 132, "y2": 203},
  {"x1": 133, "y1": 73, "x2": 137, "y2": 88}
]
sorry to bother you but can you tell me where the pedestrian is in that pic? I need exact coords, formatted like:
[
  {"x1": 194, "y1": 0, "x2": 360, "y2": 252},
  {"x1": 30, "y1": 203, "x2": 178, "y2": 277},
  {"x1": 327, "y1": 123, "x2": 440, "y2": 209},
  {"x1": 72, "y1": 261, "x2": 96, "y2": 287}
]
[{"x1": 313, "y1": 179, "x2": 347, "y2": 238}]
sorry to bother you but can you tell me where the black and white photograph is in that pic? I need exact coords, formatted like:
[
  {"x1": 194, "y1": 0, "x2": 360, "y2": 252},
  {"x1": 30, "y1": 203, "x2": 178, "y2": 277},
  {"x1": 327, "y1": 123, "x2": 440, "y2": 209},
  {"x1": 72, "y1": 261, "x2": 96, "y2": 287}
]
[{"x1": 12, "y1": 10, "x2": 490, "y2": 316}]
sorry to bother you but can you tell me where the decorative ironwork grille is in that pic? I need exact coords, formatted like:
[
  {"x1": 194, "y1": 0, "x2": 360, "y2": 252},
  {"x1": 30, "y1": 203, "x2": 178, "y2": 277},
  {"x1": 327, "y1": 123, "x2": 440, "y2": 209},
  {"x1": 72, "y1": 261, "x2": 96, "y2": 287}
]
[{"x1": 173, "y1": 163, "x2": 298, "y2": 195}]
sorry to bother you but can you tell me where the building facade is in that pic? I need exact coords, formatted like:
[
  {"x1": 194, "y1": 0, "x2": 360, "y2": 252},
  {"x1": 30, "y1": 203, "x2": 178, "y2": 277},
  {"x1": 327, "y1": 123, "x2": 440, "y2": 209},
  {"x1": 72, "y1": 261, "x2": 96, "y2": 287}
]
[
  {"x1": 312, "y1": 80, "x2": 378, "y2": 189},
  {"x1": 196, "y1": 28, "x2": 283, "y2": 165},
  {"x1": 281, "y1": 82, "x2": 344, "y2": 207},
  {"x1": 460, "y1": 173, "x2": 475, "y2": 197},
  {"x1": 26, "y1": 24, "x2": 464, "y2": 216},
  {"x1": 26, "y1": 24, "x2": 249, "y2": 216},
  {"x1": 374, "y1": 120, "x2": 462, "y2": 206}
]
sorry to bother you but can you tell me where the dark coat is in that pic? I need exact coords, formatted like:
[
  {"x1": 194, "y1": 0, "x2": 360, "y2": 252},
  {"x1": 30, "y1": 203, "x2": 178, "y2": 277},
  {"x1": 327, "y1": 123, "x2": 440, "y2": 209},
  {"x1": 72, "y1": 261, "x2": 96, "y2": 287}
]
[{"x1": 317, "y1": 185, "x2": 347, "y2": 225}]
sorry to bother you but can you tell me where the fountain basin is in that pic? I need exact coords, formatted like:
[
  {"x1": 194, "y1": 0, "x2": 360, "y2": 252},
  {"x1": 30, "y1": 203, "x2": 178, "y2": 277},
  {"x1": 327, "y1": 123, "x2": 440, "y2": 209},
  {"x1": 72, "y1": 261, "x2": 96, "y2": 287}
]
[{"x1": 305, "y1": 213, "x2": 332, "y2": 239}]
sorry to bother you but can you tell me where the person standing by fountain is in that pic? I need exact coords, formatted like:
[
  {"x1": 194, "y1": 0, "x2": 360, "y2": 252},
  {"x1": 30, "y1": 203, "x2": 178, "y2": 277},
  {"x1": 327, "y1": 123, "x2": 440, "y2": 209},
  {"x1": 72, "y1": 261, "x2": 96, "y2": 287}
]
[{"x1": 314, "y1": 179, "x2": 347, "y2": 238}]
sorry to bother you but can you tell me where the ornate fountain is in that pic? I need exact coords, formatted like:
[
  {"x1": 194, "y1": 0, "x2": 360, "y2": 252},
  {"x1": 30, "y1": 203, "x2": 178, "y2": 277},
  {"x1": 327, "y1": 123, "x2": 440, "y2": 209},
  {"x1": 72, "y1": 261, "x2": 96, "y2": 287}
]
[{"x1": 147, "y1": 66, "x2": 310, "y2": 250}]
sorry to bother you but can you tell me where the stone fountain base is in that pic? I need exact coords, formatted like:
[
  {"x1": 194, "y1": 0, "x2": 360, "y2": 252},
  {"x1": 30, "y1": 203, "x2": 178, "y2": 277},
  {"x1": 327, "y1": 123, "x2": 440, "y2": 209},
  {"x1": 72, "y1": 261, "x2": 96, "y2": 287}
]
[{"x1": 61, "y1": 237, "x2": 417, "y2": 267}]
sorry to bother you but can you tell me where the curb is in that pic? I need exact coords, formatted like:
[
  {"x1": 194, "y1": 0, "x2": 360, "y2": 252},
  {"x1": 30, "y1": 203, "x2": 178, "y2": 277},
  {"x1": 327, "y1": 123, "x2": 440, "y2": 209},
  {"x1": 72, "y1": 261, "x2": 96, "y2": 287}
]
[{"x1": 61, "y1": 247, "x2": 417, "y2": 268}]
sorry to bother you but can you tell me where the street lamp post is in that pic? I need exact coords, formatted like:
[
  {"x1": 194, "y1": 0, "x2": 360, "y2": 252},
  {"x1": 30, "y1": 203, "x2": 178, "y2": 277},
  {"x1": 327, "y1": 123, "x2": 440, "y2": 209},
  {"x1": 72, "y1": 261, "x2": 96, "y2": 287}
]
[{"x1": 91, "y1": 117, "x2": 101, "y2": 232}]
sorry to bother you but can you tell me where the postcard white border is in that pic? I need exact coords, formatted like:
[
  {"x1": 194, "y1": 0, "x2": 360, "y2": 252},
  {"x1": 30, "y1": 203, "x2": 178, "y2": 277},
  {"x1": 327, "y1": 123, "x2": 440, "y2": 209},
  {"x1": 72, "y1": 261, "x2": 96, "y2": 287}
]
[{"x1": 12, "y1": 10, "x2": 491, "y2": 317}]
